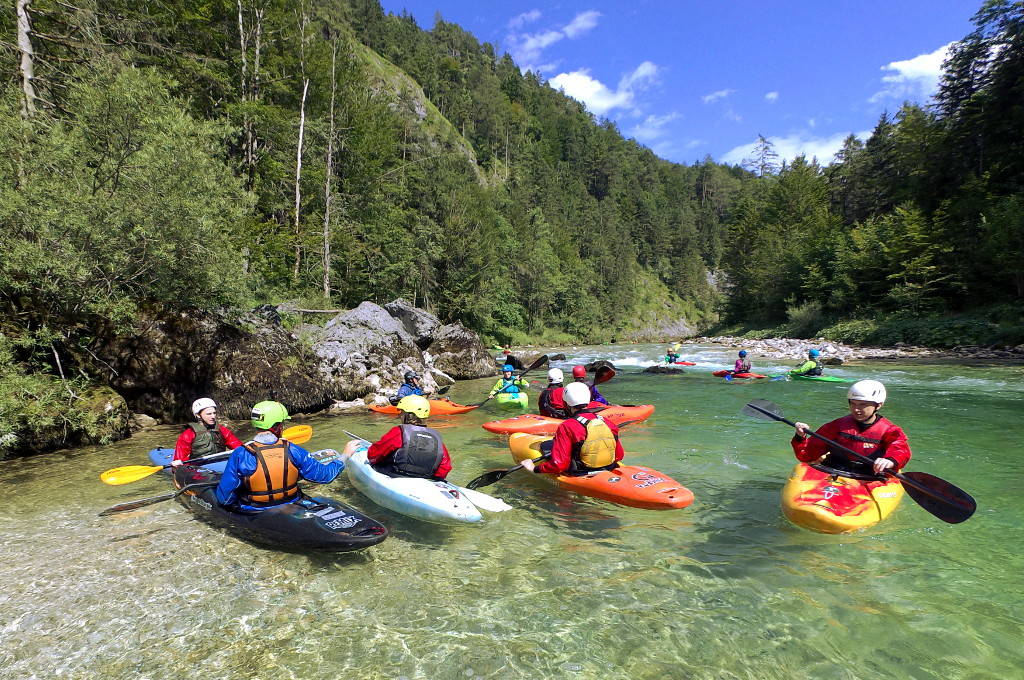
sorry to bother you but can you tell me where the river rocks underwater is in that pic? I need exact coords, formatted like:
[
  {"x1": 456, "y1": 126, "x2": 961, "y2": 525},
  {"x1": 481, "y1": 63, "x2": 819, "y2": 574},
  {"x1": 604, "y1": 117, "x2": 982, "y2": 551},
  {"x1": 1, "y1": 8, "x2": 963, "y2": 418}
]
[{"x1": 2, "y1": 342, "x2": 1021, "y2": 679}]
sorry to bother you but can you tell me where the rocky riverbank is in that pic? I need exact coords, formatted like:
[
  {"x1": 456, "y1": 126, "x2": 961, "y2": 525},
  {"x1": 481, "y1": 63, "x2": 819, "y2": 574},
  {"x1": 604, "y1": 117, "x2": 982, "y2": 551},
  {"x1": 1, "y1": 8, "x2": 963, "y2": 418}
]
[{"x1": 684, "y1": 336, "x2": 1024, "y2": 362}]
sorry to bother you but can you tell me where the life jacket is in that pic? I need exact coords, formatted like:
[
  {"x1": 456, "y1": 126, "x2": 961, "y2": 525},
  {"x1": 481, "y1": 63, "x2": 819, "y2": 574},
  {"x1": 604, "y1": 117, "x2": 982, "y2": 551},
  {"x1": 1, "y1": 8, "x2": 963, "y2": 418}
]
[
  {"x1": 186, "y1": 422, "x2": 225, "y2": 459},
  {"x1": 240, "y1": 439, "x2": 300, "y2": 506},
  {"x1": 737, "y1": 360, "x2": 751, "y2": 373},
  {"x1": 807, "y1": 360, "x2": 823, "y2": 376},
  {"x1": 383, "y1": 425, "x2": 443, "y2": 478},
  {"x1": 825, "y1": 416, "x2": 898, "y2": 475},
  {"x1": 539, "y1": 386, "x2": 568, "y2": 419},
  {"x1": 569, "y1": 414, "x2": 617, "y2": 474},
  {"x1": 499, "y1": 378, "x2": 520, "y2": 394}
]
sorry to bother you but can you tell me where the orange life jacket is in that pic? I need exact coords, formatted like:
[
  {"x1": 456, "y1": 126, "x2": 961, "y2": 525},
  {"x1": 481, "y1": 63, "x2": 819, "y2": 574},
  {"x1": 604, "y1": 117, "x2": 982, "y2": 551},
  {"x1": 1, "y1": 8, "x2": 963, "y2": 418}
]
[{"x1": 241, "y1": 439, "x2": 300, "y2": 506}]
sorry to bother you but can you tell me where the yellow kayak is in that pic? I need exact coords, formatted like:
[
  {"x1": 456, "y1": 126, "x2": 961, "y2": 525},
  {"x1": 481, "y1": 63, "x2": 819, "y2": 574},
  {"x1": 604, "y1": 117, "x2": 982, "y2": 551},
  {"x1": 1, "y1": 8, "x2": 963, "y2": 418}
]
[{"x1": 781, "y1": 462, "x2": 904, "y2": 533}]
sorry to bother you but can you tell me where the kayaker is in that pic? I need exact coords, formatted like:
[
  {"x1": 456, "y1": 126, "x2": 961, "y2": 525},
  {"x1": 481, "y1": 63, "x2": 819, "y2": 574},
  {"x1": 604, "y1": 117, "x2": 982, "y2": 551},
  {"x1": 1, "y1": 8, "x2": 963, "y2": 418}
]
[
  {"x1": 489, "y1": 364, "x2": 529, "y2": 398},
  {"x1": 396, "y1": 371, "x2": 424, "y2": 399},
  {"x1": 572, "y1": 364, "x2": 609, "y2": 405},
  {"x1": 790, "y1": 348, "x2": 824, "y2": 377},
  {"x1": 731, "y1": 350, "x2": 752, "y2": 375},
  {"x1": 172, "y1": 397, "x2": 243, "y2": 466},
  {"x1": 791, "y1": 380, "x2": 911, "y2": 476},
  {"x1": 496, "y1": 348, "x2": 525, "y2": 371},
  {"x1": 361, "y1": 395, "x2": 452, "y2": 480},
  {"x1": 215, "y1": 401, "x2": 344, "y2": 509},
  {"x1": 665, "y1": 346, "x2": 681, "y2": 364},
  {"x1": 538, "y1": 368, "x2": 569, "y2": 419},
  {"x1": 520, "y1": 382, "x2": 624, "y2": 476}
]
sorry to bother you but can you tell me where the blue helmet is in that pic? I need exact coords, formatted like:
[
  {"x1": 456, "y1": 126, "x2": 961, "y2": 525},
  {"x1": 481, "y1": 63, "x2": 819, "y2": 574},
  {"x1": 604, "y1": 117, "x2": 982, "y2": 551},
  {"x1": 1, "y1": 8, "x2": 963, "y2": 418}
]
[
  {"x1": 502, "y1": 364, "x2": 515, "y2": 372},
  {"x1": 808, "y1": 348, "x2": 820, "y2": 358},
  {"x1": 738, "y1": 350, "x2": 748, "y2": 357}
]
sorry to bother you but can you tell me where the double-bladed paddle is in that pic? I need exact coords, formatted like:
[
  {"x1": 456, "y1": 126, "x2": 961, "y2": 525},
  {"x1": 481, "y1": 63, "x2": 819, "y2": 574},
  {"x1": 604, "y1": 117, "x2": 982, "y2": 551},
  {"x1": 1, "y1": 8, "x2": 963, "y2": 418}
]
[
  {"x1": 466, "y1": 453, "x2": 551, "y2": 490},
  {"x1": 472, "y1": 354, "x2": 549, "y2": 408},
  {"x1": 98, "y1": 482, "x2": 219, "y2": 516},
  {"x1": 742, "y1": 399, "x2": 976, "y2": 524},
  {"x1": 99, "y1": 424, "x2": 313, "y2": 485}
]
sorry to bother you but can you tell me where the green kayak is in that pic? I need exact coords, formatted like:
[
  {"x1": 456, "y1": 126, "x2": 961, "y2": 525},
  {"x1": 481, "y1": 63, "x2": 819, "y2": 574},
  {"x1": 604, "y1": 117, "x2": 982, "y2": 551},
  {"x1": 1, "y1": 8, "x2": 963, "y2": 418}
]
[
  {"x1": 495, "y1": 392, "x2": 529, "y2": 408},
  {"x1": 791, "y1": 374, "x2": 855, "y2": 383}
]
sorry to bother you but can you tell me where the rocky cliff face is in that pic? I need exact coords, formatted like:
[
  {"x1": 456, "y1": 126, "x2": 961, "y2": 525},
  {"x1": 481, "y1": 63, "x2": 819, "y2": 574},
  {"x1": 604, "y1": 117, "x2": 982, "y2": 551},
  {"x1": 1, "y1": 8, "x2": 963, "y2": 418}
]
[{"x1": 94, "y1": 299, "x2": 495, "y2": 423}]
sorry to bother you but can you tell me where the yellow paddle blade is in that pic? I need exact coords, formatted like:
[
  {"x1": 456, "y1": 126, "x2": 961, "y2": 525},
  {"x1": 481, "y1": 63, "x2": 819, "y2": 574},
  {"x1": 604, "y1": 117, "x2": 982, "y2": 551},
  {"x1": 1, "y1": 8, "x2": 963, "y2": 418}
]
[
  {"x1": 282, "y1": 424, "x2": 312, "y2": 444},
  {"x1": 100, "y1": 465, "x2": 164, "y2": 486},
  {"x1": 100, "y1": 425, "x2": 311, "y2": 486}
]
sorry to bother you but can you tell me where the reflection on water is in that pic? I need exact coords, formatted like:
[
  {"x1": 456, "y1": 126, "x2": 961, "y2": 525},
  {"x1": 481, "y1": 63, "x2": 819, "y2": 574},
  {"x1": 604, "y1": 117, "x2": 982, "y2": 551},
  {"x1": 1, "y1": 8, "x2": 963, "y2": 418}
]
[{"x1": 2, "y1": 343, "x2": 1023, "y2": 679}]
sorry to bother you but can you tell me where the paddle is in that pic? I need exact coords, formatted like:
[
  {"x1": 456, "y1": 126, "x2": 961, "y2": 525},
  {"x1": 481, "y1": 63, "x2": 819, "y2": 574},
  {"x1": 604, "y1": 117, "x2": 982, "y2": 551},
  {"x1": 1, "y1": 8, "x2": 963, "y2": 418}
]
[
  {"x1": 472, "y1": 354, "x2": 549, "y2": 407},
  {"x1": 742, "y1": 399, "x2": 976, "y2": 524},
  {"x1": 339, "y1": 429, "x2": 512, "y2": 512},
  {"x1": 98, "y1": 482, "x2": 218, "y2": 516},
  {"x1": 436, "y1": 384, "x2": 452, "y2": 396},
  {"x1": 99, "y1": 424, "x2": 314, "y2": 485},
  {"x1": 594, "y1": 364, "x2": 616, "y2": 385},
  {"x1": 466, "y1": 452, "x2": 551, "y2": 490}
]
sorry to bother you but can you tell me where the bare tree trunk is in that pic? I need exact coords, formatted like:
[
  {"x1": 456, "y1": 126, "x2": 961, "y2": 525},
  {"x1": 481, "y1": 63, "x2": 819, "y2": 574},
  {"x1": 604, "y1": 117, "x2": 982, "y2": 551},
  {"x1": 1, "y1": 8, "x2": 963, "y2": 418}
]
[
  {"x1": 292, "y1": 76, "x2": 309, "y2": 282},
  {"x1": 322, "y1": 39, "x2": 338, "y2": 299},
  {"x1": 16, "y1": 0, "x2": 37, "y2": 119}
]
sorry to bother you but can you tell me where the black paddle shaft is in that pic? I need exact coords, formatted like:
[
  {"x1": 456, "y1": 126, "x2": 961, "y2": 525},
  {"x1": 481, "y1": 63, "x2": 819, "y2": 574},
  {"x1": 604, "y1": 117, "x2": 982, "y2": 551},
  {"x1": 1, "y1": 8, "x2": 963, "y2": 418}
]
[
  {"x1": 744, "y1": 401, "x2": 976, "y2": 522},
  {"x1": 99, "y1": 482, "x2": 218, "y2": 516}
]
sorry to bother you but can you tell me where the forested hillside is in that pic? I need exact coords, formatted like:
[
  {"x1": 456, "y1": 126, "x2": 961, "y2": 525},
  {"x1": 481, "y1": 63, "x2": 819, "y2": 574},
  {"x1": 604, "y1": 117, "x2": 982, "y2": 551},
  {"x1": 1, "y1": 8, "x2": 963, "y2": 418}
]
[{"x1": 719, "y1": 1, "x2": 1024, "y2": 345}]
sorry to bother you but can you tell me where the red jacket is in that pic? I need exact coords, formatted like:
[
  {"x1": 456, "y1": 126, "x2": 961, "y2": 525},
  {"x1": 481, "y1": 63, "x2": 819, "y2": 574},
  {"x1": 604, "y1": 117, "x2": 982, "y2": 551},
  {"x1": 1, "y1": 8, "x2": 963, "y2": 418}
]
[
  {"x1": 367, "y1": 425, "x2": 452, "y2": 479},
  {"x1": 173, "y1": 425, "x2": 243, "y2": 462},
  {"x1": 535, "y1": 406, "x2": 625, "y2": 475},
  {"x1": 791, "y1": 414, "x2": 911, "y2": 470},
  {"x1": 538, "y1": 385, "x2": 568, "y2": 418}
]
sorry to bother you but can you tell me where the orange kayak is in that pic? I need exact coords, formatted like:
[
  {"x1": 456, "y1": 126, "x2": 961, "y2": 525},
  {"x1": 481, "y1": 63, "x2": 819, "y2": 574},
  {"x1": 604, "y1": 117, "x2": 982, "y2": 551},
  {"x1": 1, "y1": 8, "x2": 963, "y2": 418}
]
[
  {"x1": 481, "y1": 404, "x2": 655, "y2": 435},
  {"x1": 508, "y1": 433, "x2": 693, "y2": 510},
  {"x1": 369, "y1": 399, "x2": 479, "y2": 416}
]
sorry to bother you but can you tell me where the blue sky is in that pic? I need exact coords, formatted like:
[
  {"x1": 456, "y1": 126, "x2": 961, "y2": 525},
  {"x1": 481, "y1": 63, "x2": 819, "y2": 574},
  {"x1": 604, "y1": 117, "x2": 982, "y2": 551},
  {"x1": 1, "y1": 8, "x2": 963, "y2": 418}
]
[{"x1": 377, "y1": 0, "x2": 978, "y2": 167}]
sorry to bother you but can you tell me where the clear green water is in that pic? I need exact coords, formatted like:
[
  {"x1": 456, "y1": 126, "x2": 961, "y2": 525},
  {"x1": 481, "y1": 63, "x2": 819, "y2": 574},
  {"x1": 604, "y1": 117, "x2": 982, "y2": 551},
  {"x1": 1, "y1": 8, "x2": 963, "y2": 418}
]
[{"x1": 2, "y1": 343, "x2": 1022, "y2": 680}]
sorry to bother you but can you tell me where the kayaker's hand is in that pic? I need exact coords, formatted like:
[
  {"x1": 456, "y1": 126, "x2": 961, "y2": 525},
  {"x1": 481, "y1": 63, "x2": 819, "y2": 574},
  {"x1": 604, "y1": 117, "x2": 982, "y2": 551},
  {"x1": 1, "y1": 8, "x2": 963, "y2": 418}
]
[
  {"x1": 794, "y1": 422, "x2": 810, "y2": 438},
  {"x1": 520, "y1": 459, "x2": 536, "y2": 472},
  {"x1": 170, "y1": 459, "x2": 184, "y2": 467},
  {"x1": 873, "y1": 457, "x2": 895, "y2": 475}
]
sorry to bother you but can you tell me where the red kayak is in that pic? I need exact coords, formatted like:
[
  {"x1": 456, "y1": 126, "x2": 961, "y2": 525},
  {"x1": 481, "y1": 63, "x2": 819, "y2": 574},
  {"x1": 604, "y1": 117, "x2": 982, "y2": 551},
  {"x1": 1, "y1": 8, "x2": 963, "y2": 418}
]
[
  {"x1": 711, "y1": 370, "x2": 768, "y2": 379},
  {"x1": 482, "y1": 404, "x2": 655, "y2": 435},
  {"x1": 673, "y1": 361, "x2": 697, "y2": 366}
]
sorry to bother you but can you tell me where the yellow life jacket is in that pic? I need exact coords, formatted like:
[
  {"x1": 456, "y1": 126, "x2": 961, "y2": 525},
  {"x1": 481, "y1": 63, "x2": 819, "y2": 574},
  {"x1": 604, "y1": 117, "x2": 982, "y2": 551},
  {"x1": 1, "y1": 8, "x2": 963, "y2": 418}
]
[
  {"x1": 241, "y1": 439, "x2": 300, "y2": 506},
  {"x1": 575, "y1": 414, "x2": 617, "y2": 469}
]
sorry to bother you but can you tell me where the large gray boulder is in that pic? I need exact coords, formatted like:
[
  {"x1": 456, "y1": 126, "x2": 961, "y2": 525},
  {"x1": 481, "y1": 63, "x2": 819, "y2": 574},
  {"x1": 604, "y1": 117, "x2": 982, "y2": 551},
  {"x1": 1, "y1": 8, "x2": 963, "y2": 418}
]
[
  {"x1": 314, "y1": 302, "x2": 437, "y2": 398},
  {"x1": 385, "y1": 298, "x2": 442, "y2": 349},
  {"x1": 428, "y1": 322, "x2": 496, "y2": 379}
]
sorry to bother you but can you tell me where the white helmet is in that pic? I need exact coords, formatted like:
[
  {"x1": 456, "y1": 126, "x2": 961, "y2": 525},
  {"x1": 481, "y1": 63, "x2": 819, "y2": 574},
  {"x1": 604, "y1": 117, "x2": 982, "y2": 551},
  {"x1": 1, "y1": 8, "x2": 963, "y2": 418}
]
[
  {"x1": 563, "y1": 382, "x2": 591, "y2": 408},
  {"x1": 847, "y1": 380, "x2": 886, "y2": 405},
  {"x1": 191, "y1": 397, "x2": 217, "y2": 417},
  {"x1": 547, "y1": 368, "x2": 564, "y2": 383}
]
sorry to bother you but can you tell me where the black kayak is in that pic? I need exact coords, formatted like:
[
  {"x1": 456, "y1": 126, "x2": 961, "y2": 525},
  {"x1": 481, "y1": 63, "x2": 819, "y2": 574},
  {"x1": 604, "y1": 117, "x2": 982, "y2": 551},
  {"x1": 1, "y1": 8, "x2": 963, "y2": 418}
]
[{"x1": 168, "y1": 459, "x2": 388, "y2": 552}]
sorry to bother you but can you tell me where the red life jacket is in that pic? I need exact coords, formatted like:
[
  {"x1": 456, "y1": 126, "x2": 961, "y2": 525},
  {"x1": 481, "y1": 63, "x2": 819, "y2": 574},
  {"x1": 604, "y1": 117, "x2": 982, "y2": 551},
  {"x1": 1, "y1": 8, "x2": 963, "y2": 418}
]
[{"x1": 826, "y1": 415, "x2": 900, "y2": 474}]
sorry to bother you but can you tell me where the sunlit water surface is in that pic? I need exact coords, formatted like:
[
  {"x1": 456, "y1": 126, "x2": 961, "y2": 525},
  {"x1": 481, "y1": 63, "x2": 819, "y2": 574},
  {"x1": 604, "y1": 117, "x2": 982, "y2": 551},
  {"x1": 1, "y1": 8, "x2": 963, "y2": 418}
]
[{"x1": 2, "y1": 343, "x2": 1022, "y2": 679}]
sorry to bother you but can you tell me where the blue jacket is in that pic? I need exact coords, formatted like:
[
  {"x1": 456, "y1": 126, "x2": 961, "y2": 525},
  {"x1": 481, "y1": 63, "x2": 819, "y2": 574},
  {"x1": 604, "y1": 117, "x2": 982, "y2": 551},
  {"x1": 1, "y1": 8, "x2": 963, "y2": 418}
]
[
  {"x1": 215, "y1": 431, "x2": 344, "y2": 508},
  {"x1": 396, "y1": 383, "x2": 424, "y2": 398},
  {"x1": 590, "y1": 384, "x2": 609, "y2": 405}
]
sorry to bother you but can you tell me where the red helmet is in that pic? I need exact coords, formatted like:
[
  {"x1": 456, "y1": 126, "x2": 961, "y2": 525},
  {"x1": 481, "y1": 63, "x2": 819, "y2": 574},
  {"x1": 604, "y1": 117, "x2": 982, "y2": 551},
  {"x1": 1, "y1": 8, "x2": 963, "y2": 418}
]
[{"x1": 572, "y1": 365, "x2": 587, "y2": 378}]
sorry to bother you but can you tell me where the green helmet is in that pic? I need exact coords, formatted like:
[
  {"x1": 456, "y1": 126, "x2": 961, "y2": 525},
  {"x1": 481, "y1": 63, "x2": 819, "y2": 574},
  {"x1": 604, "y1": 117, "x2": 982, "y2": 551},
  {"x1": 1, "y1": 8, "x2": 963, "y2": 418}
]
[{"x1": 250, "y1": 400, "x2": 291, "y2": 430}]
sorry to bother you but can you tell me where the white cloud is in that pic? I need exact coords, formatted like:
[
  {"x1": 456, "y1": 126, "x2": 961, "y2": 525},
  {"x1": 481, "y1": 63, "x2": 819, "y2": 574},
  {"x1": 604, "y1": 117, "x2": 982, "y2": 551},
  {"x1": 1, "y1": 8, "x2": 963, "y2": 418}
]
[
  {"x1": 721, "y1": 129, "x2": 873, "y2": 167},
  {"x1": 563, "y1": 10, "x2": 601, "y2": 38},
  {"x1": 808, "y1": 118, "x2": 816, "y2": 128},
  {"x1": 628, "y1": 112, "x2": 680, "y2": 142},
  {"x1": 701, "y1": 88, "x2": 735, "y2": 104},
  {"x1": 508, "y1": 9, "x2": 541, "y2": 29},
  {"x1": 685, "y1": 139, "x2": 705, "y2": 149},
  {"x1": 869, "y1": 43, "x2": 953, "y2": 103},
  {"x1": 724, "y1": 109, "x2": 742, "y2": 123},
  {"x1": 550, "y1": 70, "x2": 633, "y2": 115},
  {"x1": 765, "y1": 91, "x2": 779, "y2": 102},
  {"x1": 550, "y1": 61, "x2": 661, "y2": 116},
  {"x1": 507, "y1": 10, "x2": 602, "y2": 71}
]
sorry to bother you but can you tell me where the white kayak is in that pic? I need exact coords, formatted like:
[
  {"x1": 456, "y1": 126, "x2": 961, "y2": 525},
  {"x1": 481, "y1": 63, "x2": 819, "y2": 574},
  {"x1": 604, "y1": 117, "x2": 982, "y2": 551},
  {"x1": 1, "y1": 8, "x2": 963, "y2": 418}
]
[{"x1": 342, "y1": 442, "x2": 485, "y2": 524}]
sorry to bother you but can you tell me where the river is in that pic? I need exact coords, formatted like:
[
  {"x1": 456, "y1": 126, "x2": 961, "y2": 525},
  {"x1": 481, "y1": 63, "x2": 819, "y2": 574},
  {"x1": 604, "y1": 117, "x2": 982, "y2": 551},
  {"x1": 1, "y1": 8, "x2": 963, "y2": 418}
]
[{"x1": 2, "y1": 342, "x2": 1022, "y2": 679}]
